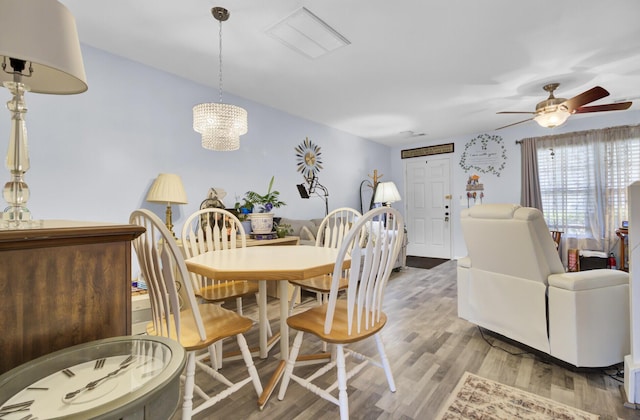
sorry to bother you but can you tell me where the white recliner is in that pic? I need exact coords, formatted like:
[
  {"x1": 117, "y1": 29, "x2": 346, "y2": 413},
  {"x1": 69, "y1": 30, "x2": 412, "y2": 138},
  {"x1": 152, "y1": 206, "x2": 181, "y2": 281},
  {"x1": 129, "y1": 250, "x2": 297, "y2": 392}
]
[{"x1": 457, "y1": 203, "x2": 629, "y2": 368}]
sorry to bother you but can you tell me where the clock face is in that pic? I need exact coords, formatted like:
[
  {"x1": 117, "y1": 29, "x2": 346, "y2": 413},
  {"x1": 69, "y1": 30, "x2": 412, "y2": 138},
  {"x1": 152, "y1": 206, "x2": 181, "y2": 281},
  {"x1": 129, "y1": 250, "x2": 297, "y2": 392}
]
[
  {"x1": 0, "y1": 336, "x2": 184, "y2": 420},
  {"x1": 295, "y1": 137, "x2": 323, "y2": 179}
]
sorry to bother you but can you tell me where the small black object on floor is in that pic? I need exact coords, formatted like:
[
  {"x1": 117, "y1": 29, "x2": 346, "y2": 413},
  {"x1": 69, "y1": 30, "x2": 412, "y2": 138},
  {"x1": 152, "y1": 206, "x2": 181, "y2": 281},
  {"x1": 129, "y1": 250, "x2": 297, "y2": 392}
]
[{"x1": 406, "y1": 256, "x2": 449, "y2": 269}]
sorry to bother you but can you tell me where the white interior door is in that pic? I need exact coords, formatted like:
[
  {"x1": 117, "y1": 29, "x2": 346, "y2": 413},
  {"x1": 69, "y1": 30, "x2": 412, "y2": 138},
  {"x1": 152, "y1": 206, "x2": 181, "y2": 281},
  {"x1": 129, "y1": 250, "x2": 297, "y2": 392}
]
[{"x1": 405, "y1": 157, "x2": 451, "y2": 258}]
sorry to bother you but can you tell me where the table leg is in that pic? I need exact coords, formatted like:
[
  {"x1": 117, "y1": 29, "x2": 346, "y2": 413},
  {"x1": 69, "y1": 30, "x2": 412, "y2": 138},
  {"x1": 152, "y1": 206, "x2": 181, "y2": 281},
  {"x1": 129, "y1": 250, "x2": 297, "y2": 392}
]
[
  {"x1": 259, "y1": 280, "x2": 268, "y2": 359},
  {"x1": 279, "y1": 280, "x2": 290, "y2": 361},
  {"x1": 258, "y1": 280, "x2": 291, "y2": 410}
]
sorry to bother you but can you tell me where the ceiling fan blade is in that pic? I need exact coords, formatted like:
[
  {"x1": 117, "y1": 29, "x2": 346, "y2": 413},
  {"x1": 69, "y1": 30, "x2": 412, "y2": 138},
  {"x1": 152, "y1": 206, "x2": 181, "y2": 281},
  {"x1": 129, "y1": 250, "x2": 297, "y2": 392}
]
[
  {"x1": 496, "y1": 111, "x2": 535, "y2": 115},
  {"x1": 562, "y1": 86, "x2": 609, "y2": 113},
  {"x1": 495, "y1": 117, "x2": 534, "y2": 130},
  {"x1": 574, "y1": 101, "x2": 632, "y2": 114}
]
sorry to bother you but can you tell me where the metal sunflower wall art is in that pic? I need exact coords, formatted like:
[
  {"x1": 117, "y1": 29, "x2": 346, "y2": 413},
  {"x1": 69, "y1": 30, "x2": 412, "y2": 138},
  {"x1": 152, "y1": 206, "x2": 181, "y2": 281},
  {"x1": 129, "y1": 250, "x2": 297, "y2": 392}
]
[{"x1": 295, "y1": 137, "x2": 323, "y2": 179}]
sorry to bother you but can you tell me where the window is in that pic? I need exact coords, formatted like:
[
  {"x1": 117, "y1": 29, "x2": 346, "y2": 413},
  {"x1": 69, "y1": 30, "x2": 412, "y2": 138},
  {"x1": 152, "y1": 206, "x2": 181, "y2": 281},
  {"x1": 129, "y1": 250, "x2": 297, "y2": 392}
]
[{"x1": 535, "y1": 125, "x2": 640, "y2": 253}]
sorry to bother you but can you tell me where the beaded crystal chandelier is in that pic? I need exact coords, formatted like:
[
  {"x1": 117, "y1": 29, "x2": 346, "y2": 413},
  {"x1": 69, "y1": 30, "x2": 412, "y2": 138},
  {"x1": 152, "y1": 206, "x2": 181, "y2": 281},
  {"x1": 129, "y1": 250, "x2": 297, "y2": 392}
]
[{"x1": 193, "y1": 7, "x2": 247, "y2": 151}]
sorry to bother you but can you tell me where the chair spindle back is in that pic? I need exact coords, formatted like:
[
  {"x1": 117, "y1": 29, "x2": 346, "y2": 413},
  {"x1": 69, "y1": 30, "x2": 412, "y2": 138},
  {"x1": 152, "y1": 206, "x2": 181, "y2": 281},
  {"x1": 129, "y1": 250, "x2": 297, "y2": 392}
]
[
  {"x1": 325, "y1": 207, "x2": 404, "y2": 335},
  {"x1": 130, "y1": 209, "x2": 205, "y2": 343},
  {"x1": 182, "y1": 208, "x2": 247, "y2": 291},
  {"x1": 316, "y1": 207, "x2": 362, "y2": 249}
]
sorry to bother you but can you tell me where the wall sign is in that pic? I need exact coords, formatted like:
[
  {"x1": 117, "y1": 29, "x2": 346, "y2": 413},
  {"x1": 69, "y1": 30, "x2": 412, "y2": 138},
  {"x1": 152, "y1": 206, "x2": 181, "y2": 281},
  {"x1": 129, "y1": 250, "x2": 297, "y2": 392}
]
[
  {"x1": 459, "y1": 134, "x2": 507, "y2": 176},
  {"x1": 401, "y1": 143, "x2": 454, "y2": 159}
]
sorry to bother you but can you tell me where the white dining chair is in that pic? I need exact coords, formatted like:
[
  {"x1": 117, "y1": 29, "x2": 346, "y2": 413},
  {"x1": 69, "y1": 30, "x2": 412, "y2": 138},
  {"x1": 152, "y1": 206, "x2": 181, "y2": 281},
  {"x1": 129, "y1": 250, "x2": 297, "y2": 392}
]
[
  {"x1": 182, "y1": 207, "x2": 272, "y2": 367},
  {"x1": 129, "y1": 209, "x2": 263, "y2": 419},
  {"x1": 288, "y1": 207, "x2": 362, "y2": 313},
  {"x1": 278, "y1": 206, "x2": 404, "y2": 419}
]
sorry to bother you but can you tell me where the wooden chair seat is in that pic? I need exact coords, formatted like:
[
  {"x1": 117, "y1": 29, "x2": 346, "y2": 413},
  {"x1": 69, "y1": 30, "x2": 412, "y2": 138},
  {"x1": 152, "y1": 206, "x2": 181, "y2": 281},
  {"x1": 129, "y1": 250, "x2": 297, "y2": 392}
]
[
  {"x1": 197, "y1": 280, "x2": 259, "y2": 302},
  {"x1": 288, "y1": 275, "x2": 348, "y2": 294},
  {"x1": 147, "y1": 304, "x2": 253, "y2": 351},
  {"x1": 287, "y1": 300, "x2": 386, "y2": 344}
]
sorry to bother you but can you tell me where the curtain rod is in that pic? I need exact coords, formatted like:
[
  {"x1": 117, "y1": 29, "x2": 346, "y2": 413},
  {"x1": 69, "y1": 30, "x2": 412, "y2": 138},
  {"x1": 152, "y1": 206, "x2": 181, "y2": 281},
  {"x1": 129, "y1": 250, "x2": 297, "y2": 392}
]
[{"x1": 514, "y1": 123, "x2": 640, "y2": 145}]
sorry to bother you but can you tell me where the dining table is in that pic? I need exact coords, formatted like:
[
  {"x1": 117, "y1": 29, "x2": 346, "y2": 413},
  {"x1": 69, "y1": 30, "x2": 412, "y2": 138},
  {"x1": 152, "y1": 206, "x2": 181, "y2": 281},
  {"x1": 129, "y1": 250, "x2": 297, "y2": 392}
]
[{"x1": 184, "y1": 244, "x2": 350, "y2": 409}]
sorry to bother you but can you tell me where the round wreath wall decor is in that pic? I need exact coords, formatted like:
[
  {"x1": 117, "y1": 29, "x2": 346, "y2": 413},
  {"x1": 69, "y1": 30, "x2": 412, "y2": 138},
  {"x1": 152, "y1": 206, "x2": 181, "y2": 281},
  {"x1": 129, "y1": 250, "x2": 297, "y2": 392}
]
[{"x1": 459, "y1": 133, "x2": 507, "y2": 177}]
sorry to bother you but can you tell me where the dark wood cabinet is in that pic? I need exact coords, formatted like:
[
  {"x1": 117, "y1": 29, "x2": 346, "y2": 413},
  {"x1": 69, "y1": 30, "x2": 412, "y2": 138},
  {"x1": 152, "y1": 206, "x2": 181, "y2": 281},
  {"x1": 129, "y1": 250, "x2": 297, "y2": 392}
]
[{"x1": 0, "y1": 221, "x2": 144, "y2": 374}]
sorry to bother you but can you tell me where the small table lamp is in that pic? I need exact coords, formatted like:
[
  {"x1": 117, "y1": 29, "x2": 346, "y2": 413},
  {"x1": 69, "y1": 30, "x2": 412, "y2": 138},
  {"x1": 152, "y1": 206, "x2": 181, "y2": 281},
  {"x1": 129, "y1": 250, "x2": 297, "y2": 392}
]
[
  {"x1": 0, "y1": 0, "x2": 87, "y2": 228},
  {"x1": 146, "y1": 174, "x2": 188, "y2": 237},
  {"x1": 374, "y1": 181, "x2": 401, "y2": 207}
]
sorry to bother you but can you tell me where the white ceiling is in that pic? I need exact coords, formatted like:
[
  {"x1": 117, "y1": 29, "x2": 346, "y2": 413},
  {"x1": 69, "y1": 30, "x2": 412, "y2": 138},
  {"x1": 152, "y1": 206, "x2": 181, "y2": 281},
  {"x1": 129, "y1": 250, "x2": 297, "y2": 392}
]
[{"x1": 60, "y1": 0, "x2": 640, "y2": 146}]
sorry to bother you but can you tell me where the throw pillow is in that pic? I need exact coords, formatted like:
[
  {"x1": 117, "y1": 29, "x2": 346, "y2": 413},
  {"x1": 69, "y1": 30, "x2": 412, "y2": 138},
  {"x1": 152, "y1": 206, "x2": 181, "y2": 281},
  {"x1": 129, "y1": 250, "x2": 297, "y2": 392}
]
[{"x1": 300, "y1": 225, "x2": 316, "y2": 242}]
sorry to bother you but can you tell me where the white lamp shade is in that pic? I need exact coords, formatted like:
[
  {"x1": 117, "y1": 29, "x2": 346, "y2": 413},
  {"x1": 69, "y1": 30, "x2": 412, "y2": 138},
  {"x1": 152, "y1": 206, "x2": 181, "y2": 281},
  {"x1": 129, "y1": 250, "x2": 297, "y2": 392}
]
[
  {"x1": 0, "y1": 0, "x2": 87, "y2": 94},
  {"x1": 374, "y1": 181, "x2": 401, "y2": 204},
  {"x1": 146, "y1": 174, "x2": 188, "y2": 205}
]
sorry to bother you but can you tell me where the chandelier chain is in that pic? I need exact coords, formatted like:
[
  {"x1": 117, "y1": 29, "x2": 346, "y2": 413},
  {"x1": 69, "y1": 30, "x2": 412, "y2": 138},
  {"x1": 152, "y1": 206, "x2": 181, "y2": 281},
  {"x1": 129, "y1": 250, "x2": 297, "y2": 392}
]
[
  {"x1": 218, "y1": 17, "x2": 223, "y2": 103},
  {"x1": 193, "y1": 6, "x2": 247, "y2": 151}
]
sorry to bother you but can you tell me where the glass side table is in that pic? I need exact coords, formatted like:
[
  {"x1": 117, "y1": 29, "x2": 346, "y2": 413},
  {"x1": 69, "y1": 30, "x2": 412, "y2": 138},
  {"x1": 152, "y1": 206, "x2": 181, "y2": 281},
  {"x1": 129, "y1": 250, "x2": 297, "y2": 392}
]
[{"x1": 0, "y1": 336, "x2": 185, "y2": 420}]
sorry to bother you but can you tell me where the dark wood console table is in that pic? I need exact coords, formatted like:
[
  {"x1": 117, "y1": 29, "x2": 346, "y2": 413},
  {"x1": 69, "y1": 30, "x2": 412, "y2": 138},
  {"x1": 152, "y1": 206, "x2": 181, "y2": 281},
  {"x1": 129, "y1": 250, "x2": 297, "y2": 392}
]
[{"x1": 0, "y1": 220, "x2": 144, "y2": 374}]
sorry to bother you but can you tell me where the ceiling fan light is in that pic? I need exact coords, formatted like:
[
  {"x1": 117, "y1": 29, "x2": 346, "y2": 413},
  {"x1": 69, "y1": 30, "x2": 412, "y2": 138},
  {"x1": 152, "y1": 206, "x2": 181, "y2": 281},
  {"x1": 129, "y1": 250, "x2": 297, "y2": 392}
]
[{"x1": 534, "y1": 108, "x2": 571, "y2": 128}]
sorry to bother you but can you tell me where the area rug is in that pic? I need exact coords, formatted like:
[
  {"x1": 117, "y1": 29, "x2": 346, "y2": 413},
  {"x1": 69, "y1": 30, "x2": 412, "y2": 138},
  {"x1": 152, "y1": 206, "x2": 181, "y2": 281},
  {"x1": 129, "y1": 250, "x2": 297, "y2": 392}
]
[
  {"x1": 435, "y1": 372, "x2": 598, "y2": 420},
  {"x1": 406, "y1": 256, "x2": 449, "y2": 269}
]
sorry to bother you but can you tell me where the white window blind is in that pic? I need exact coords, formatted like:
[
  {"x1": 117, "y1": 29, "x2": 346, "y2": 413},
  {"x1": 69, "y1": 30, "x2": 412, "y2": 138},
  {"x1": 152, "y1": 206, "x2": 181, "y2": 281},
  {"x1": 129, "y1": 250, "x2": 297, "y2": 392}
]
[{"x1": 535, "y1": 125, "x2": 640, "y2": 253}]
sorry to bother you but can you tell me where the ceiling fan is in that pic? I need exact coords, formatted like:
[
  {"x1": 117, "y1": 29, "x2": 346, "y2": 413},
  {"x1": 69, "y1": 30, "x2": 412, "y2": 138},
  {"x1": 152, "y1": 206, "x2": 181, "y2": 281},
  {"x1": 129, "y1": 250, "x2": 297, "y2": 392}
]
[{"x1": 496, "y1": 83, "x2": 632, "y2": 130}]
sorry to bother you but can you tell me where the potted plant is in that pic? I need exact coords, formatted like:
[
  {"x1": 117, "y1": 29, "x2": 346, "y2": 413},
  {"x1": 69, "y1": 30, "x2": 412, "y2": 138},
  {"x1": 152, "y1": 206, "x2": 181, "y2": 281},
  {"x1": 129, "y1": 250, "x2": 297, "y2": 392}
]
[
  {"x1": 275, "y1": 223, "x2": 292, "y2": 238},
  {"x1": 245, "y1": 176, "x2": 286, "y2": 234},
  {"x1": 233, "y1": 196, "x2": 254, "y2": 233},
  {"x1": 245, "y1": 176, "x2": 286, "y2": 213}
]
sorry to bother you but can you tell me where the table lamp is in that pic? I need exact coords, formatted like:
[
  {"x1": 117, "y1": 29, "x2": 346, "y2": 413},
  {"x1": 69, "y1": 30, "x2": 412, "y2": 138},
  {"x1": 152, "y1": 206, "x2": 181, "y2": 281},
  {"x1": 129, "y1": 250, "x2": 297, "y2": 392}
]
[
  {"x1": 374, "y1": 181, "x2": 401, "y2": 207},
  {"x1": 0, "y1": 0, "x2": 87, "y2": 228},
  {"x1": 146, "y1": 173, "x2": 188, "y2": 237}
]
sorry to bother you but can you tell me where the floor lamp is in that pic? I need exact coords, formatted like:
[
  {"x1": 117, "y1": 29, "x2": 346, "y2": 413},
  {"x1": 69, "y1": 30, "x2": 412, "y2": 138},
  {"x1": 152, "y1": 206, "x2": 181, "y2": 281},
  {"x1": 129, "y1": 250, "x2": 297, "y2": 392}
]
[
  {"x1": 374, "y1": 181, "x2": 401, "y2": 225},
  {"x1": 297, "y1": 173, "x2": 329, "y2": 216},
  {"x1": 0, "y1": 0, "x2": 87, "y2": 228},
  {"x1": 374, "y1": 181, "x2": 401, "y2": 208}
]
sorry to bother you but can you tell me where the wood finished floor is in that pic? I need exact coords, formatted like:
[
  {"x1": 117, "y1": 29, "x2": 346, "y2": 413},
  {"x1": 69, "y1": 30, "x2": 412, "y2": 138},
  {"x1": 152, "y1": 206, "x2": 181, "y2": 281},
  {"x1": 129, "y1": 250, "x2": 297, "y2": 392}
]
[{"x1": 172, "y1": 261, "x2": 639, "y2": 419}]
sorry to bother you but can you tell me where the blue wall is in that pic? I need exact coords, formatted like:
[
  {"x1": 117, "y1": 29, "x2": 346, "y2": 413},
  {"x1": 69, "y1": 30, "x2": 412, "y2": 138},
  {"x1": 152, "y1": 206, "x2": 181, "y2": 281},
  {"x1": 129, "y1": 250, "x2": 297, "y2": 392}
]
[
  {"x1": 2, "y1": 44, "x2": 639, "y2": 262},
  {"x1": 0, "y1": 45, "x2": 391, "y2": 231}
]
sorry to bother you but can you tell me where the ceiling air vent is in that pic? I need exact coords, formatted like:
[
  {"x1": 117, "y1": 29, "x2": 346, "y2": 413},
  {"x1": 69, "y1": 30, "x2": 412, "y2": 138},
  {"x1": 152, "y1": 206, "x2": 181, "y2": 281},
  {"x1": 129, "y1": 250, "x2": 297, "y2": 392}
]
[{"x1": 266, "y1": 7, "x2": 350, "y2": 59}]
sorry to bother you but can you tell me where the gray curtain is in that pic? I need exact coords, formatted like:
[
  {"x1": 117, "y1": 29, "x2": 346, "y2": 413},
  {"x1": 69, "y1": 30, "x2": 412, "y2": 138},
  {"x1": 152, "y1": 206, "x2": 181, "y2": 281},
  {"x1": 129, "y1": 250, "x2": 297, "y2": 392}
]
[{"x1": 520, "y1": 138, "x2": 542, "y2": 210}]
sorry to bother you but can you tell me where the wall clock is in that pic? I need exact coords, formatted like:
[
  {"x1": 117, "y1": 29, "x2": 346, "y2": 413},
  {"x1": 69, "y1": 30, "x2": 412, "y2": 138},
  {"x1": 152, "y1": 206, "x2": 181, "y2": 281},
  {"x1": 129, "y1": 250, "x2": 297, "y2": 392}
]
[
  {"x1": 295, "y1": 137, "x2": 323, "y2": 179},
  {"x1": 0, "y1": 336, "x2": 186, "y2": 420}
]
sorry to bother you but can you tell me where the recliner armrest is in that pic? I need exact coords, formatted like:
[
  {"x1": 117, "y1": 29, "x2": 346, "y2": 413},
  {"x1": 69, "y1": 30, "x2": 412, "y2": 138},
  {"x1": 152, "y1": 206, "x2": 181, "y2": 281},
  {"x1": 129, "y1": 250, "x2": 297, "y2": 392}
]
[
  {"x1": 457, "y1": 256, "x2": 471, "y2": 268},
  {"x1": 548, "y1": 269, "x2": 628, "y2": 291}
]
